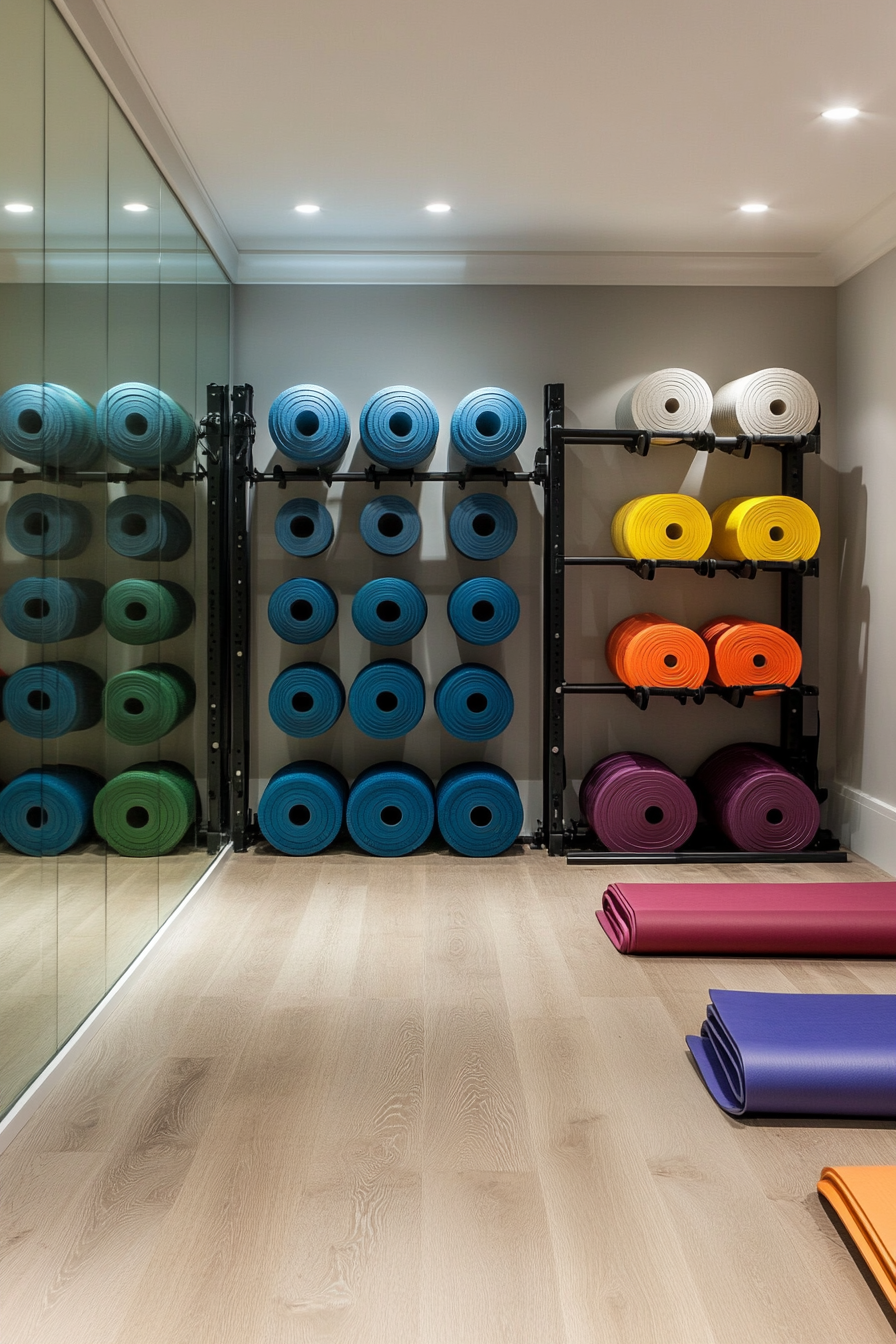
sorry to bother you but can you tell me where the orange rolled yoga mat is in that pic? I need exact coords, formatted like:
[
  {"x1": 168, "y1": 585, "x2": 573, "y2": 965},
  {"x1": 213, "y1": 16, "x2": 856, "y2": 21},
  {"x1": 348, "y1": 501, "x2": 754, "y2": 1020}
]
[
  {"x1": 699, "y1": 616, "x2": 801, "y2": 695},
  {"x1": 607, "y1": 613, "x2": 710, "y2": 689},
  {"x1": 711, "y1": 495, "x2": 820, "y2": 562},
  {"x1": 817, "y1": 1166, "x2": 896, "y2": 1311}
]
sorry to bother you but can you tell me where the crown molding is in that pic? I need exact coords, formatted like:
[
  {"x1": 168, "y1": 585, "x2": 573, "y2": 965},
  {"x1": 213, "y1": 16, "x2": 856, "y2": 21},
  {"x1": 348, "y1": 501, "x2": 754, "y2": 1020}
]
[{"x1": 819, "y1": 192, "x2": 896, "y2": 286}]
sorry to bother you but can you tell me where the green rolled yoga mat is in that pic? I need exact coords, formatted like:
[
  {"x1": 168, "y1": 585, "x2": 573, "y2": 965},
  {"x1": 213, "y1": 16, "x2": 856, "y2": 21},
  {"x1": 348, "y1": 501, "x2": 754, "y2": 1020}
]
[
  {"x1": 103, "y1": 664, "x2": 196, "y2": 745},
  {"x1": 103, "y1": 579, "x2": 194, "y2": 644},
  {"x1": 93, "y1": 759, "x2": 196, "y2": 856}
]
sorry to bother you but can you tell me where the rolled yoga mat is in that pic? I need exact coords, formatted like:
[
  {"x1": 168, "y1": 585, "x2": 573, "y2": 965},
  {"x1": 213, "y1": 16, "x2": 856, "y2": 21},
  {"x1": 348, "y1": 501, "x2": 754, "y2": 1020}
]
[
  {"x1": 0, "y1": 765, "x2": 103, "y2": 855},
  {"x1": 687, "y1": 990, "x2": 896, "y2": 1117},
  {"x1": 268, "y1": 578, "x2": 338, "y2": 644},
  {"x1": 103, "y1": 580, "x2": 194, "y2": 644},
  {"x1": 450, "y1": 387, "x2": 526, "y2": 465},
  {"x1": 93, "y1": 760, "x2": 197, "y2": 857},
  {"x1": 274, "y1": 497, "x2": 333, "y2": 557},
  {"x1": 711, "y1": 368, "x2": 819, "y2": 437},
  {"x1": 352, "y1": 578, "x2": 427, "y2": 646},
  {"x1": 711, "y1": 495, "x2": 821, "y2": 562},
  {"x1": 2, "y1": 577, "x2": 104, "y2": 643},
  {"x1": 596, "y1": 882, "x2": 896, "y2": 956},
  {"x1": 6, "y1": 493, "x2": 92, "y2": 559},
  {"x1": 436, "y1": 762, "x2": 523, "y2": 857},
  {"x1": 106, "y1": 494, "x2": 192, "y2": 562},
  {"x1": 268, "y1": 662, "x2": 345, "y2": 737},
  {"x1": 256, "y1": 760, "x2": 347, "y2": 855},
  {"x1": 359, "y1": 386, "x2": 439, "y2": 467},
  {"x1": 447, "y1": 577, "x2": 520, "y2": 645},
  {"x1": 817, "y1": 1167, "x2": 896, "y2": 1312},
  {"x1": 616, "y1": 368, "x2": 713, "y2": 444},
  {"x1": 606, "y1": 613, "x2": 710, "y2": 689},
  {"x1": 2, "y1": 661, "x2": 103, "y2": 737},
  {"x1": 348, "y1": 660, "x2": 425, "y2": 738},
  {"x1": 268, "y1": 384, "x2": 350, "y2": 466},
  {"x1": 580, "y1": 752, "x2": 698, "y2": 852},
  {"x1": 448, "y1": 492, "x2": 518, "y2": 560},
  {"x1": 434, "y1": 663, "x2": 514, "y2": 740},
  {"x1": 346, "y1": 761, "x2": 434, "y2": 857},
  {"x1": 97, "y1": 383, "x2": 195, "y2": 467},
  {"x1": 0, "y1": 382, "x2": 100, "y2": 468},
  {"x1": 695, "y1": 743, "x2": 820, "y2": 851},
  {"x1": 359, "y1": 495, "x2": 420, "y2": 555},
  {"x1": 103, "y1": 663, "x2": 195, "y2": 745},
  {"x1": 611, "y1": 494, "x2": 712, "y2": 561},
  {"x1": 699, "y1": 616, "x2": 801, "y2": 694}
]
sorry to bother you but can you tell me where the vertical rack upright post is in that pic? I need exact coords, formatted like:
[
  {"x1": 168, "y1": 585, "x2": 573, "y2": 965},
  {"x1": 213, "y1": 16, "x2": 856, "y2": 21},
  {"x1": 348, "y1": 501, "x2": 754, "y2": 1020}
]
[
  {"x1": 204, "y1": 382, "x2": 230, "y2": 851},
  {"x1": 230, "y1": 384, "x2": 255, "y2": 851}
]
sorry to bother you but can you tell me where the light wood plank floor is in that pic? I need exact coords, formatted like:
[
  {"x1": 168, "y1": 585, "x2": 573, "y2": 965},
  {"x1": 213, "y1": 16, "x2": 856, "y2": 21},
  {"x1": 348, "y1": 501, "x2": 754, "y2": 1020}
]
[{"x1": 1, "y1": 847, "x2": 895, "y2": 1344}]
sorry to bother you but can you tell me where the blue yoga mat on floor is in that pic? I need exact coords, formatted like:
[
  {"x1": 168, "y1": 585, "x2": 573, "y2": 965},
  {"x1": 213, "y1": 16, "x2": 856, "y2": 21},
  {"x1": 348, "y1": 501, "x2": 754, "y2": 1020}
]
[
  {"x1": 0, "y1": 764, "x2": 104, "y2": 855},
  {"x1": 436, "y1": 762, "x2": 523, "y2": 857},
  {"x1": 348, "y1": 660, "x2": 425, "y2": 738},
  {"x1": 269, "y1": 662, "x2": 345, "y2": 737},
  {"x1": 269, "y1": 578, "x2": 338, "y2": 644},
  {"x1": 448, "y1": 493, "x2": 517, "y2": 560},
  {"x1": 352, "y1": 578, "x2": 427, "y2": 645},
  {"x1": 97, "y1": 383, "x2": 196, "y2": 467},
  {"x1": 256, "y1": 760, "x2": 347, "y2": 855},
  {"x1": 346, "y1": 761, "x2": 434, "y2": 857},
  {"x1": 434, "y1": 663, "x2": 514, "y2": 740},
  {"x1": 0, "y1": 383, "x2": 100, "y2": 469},
  {"x1": 2, "y1": 577, "x2": 105, "y2": 642},
  {"x1": 274, "y1": 497, "x2": 334, "y2": 556},
  {"x1": 359, "y1": 495, "x2": 420, "y2": 555},
  {"x1": 5, "y1": 493, "x2": 92, "y2": 559},
  {"x1": 447, "y1": 577, "x2": 520, "y2": 644},
  {"x1": 2, "y1": 661, "x2": 103, "y2": 737},
  {"x1": 360, "y1": 386, "x2": 439, "y2": 467},
  {"x1": 450, "y1": 387, "x2": 526, "y2": 465},
  {"x1": 106, "y1": 494, "x2": 192, "y2": 561},
  {"x1": 687, "y1": 990, "x2": 896, "y2": 1117},
  {"x1": 268, "y1": 385, "x2": 350, "y2": 466}
]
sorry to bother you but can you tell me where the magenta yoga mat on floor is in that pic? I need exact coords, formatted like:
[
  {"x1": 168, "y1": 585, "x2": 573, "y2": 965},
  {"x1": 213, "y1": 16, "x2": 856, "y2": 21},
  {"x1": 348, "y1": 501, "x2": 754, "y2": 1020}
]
[{"x1": 597, "y1": 882, "x2": 896, "y2": 955}]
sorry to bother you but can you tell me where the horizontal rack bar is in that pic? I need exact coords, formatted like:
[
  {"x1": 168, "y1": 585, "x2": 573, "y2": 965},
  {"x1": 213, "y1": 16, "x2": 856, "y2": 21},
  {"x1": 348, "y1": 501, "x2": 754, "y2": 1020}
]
[
  {"x1": 560, "y1": 681, "x2": 818, "y2": 710},
  {"x1": 252, "y1": 463, "x2": 544, "y2": 489},
  {"x1": 563, "y1": 556, "x2": 819, "y2": 579},
  {"x1": 0, "y1": 466, "x2": 203, "y2": 488},
  {"x1": 567, "y1": 848, "x2": 848, "y2": 865},
  {"x1": 549, "y1": 428, "x2": 819, "y2": 458}
]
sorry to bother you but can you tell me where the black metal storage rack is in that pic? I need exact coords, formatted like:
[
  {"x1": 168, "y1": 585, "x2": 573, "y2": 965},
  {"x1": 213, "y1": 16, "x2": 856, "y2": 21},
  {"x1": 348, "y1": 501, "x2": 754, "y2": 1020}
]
[{"x1": 537, "y1": 381, "x2": 844, "y2": 863}]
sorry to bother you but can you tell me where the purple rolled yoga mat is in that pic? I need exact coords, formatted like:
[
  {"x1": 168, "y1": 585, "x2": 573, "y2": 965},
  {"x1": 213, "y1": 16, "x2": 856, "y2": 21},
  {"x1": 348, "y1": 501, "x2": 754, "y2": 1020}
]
[
  {"x1": 695, "y1": 743, "x2": 819, "y2": 851},
  {"x1": 580, "y1": 751, "x2": 698, "y2": 852}
]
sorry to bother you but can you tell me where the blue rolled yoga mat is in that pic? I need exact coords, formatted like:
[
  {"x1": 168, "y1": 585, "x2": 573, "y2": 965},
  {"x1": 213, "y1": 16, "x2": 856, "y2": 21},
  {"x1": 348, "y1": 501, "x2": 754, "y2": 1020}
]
[
  {"x1": 269, "y1": 662, "x2": 345, "y2": 737},
  {"x1": 257, "y1": 760, "x2": 348, "y2": 855},
  {"x1": 2, "y1": 661, "x2": 103, "y2": 737},
  {"x1": 687, "y1": 990, "x2": 896, "y2": 1117},
  {"x1": 268, "y1": 385, "x2": 350, "y2": 466},
  {"x1": 360, "y1": 386, "x2": 439, "y2": 467},
  {"x1": 352, "y1": 578, "x2": 427, "y2": 646},
  {"x1": 434, "y1": 664, "x2": 514, "y2": 740},
  {"x1": 447, "y1": 577, "x2": 520, "y2": 645},
  {"x1": 106, "y1": 494, "x2": 192, "y2": 561},
  {"x1": 5, "y1": 493, "x2": 92, "y2": 559},
  {"x1": 0, "y1": 383, "x2": 100, "y2": 469},
  {"x1": 0, "y1": 764, "x2": 103, "y2": 855},
  {"x1": 436, "y1": 762, "x2": 523, "y2": 857},
  {"x1": 274, "y1": 497, "x2": 333, "y2": 557},
  {"x1": 451, "y1": 387, "x2": 526, "y2": 466},
  {"x1": 448, "y1": 493, "x2": 517, "y2": 560},
  {"x1": 349, "y1": 660, "x2": 425, "y2": 738},
  {"x1": 97, "y1": 383, "x2": 195, "y2": 467},
  {"x1": 269, "y1": 578, "x2": 338, "y2": 644},
  {"x1": 359, "y1": 495, "x2": 420, "y2": 555},
  {"x1": 346, "y1": 762, "x2": 434, "y2": 857},
  {"x1": 2, "y1": 577, "x2": 105, "y2": 643}
]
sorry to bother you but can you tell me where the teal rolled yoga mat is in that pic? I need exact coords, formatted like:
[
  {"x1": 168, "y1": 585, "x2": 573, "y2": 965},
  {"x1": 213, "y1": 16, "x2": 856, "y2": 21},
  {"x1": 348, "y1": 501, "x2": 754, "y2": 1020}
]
[{"x1": 103, "y1": 580, "x2": 194, "y2": 644}]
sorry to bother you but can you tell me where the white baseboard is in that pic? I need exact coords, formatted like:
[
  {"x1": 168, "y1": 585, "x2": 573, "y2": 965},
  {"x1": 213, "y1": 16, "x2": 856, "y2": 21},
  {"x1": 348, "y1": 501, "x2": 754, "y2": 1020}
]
[
  {"x1": 829, "y1": 783, "x2": 896, "y2": 877},
  {"x1": 0, "y1": 843, "x2": 232, "y2": 1156}
]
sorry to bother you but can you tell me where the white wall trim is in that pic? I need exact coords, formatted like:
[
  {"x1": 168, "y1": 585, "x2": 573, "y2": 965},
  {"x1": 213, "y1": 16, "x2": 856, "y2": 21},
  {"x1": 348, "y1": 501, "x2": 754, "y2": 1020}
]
[
  {"x1": 0, "y1": 843, "x2": 232, "y2": 1156},
  {"x1": 819, "y1": 192, "x2": 896, "y2": 286},
  {"x1": 829, "y1": 782, "x2": 896, "y2": 877}
]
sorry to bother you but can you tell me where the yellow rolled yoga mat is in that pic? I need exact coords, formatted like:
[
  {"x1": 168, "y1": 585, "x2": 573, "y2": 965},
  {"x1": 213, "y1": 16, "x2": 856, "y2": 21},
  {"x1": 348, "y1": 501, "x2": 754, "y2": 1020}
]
[
  {"x1": 817, "y1": 1166, "x2": 896, "y2": 1311},
  {"x1": 611, "y1": 494, "x2": 712, "y2": 561},
  {"x1": 711, "y1": 495, "x2": 820, "y2": 562}
]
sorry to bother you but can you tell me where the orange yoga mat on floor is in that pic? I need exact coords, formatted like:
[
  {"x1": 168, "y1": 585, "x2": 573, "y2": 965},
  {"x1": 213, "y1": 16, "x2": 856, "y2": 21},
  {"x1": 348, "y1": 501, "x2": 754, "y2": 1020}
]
[
  {"x1": 606, "y1": 613, "x2": 710, "y2": 688},
  {"x1": 817, "y1": 1166, "x2": 896, "y2": 1311},
  {"x1": 699, "y1": 616, "x2": 802, "y2": 695}
]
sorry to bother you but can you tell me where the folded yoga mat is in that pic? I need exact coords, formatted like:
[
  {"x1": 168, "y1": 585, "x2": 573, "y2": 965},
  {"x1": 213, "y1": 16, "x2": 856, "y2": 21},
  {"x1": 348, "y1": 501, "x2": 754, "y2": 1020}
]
[
  {"x1": 268, "y1": 662, "x2": 345, "y2": 737},
  {"x1": 606, "y1": 612, "x2": 709, "y2": 689},
  {"x1": 616, "y1": 368, "x2": 713, "y2": 444},
  {"x1": 448, "y1": 493, "x2": 518, "y2": 560},
  {"x1": 447, "y1": 577, "x2": 520, "y2": 645},
  {"x1": 597, "y1": 881, "x2": 896, "y2": 955},
  {"x1": 346, "y1": 761, "x2": 434, "y2": 856},
  {"x1": 268, "y1": 384, "x2": 350, "y2": 466},
  {"x1": 256, "y1": 760, "x2": 347, "y2": 855},
  {"x1": 103, "y1": 663, "x2": 195, "y2": 744},
  {"x1": 359, "y1": 495, "x2": 420, "y2": 555},
  {"x1": 103, "y1": 579, "x2": 194, "y2": 644},
  {"x1": 436, "y1": 762, "x2": 523, "y2": 857},
  {"x1": 268, "y1": 578, "x2": 338, "y2": 644},
  {"x1": 106, "y1": 494, "x2": 192, "y2": 561},
  {"x1": 434, "y1": 663, "x2": 514, "y2": 740},
  {"x1": 360, "y1": 386, "x2": 439, "y2": 467},
  {"x1": 2, "y1": 661, "x2": 103, "y2": 737},
  {"x1": 352, "y1": 578, "x2": 426, "y2": 645},
  {"x1": 0, "y1": 764, "x2": 104, "y2": 855},
  {"x1": 712, "y1": 368, "x2": 819, "y2": 437},
  {"x1": 97, "y1": 384, "x2": 195, "y2": 467},
  {"x1": 274, "y1": 497, "x2": 334, "y2": 557},
  {"x1": 348, "y1": 659, "x2": 425, "y2": 738},
  {"x1": 711, "y1": 495, "x2": 820, "y2": 562},
  {"x1": 93, "y1": 760, "x2": 196, "y2": 856},
  {"x1": 2, "y1": 577, "x2": 104, "y2": 642},
  {"x1": 451, "y1": 387, "x2": 526, "y2": 465},
  {"x1": 695, "y1": 743, "x2": 820, "y2": 851},
  {"x1": 580, "y1": 752, "x2": 698, "y2": 852},
  {"x1": 687, "y1": 990, "x2": 896, "y2": 1116},
  {"x1": 6, "y1": 493, "x2": 92, "y2": 559},
  {"x1": 0, "y1": 382, "x2": 100, "y2": 468},
  {"x1": 817, "y1": 1167, "x2": 896, "y2": 1312},
  {"x1": 611, "y1": 494, "x2": 712, "y2": 561},
  {"x1": 699, "y1": 616, "x2": 801, "y2": 694}
]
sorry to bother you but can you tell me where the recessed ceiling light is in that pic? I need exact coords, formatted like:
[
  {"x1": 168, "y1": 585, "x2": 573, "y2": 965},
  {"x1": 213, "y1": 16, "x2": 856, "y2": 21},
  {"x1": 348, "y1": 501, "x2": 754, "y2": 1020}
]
[
  {"x1": 4, "y1": 202, "x2": 34, "y2": 214},
  {"x1": 425, "y1": 202, "x2": 451, "y2": 213},
  {"x1": 740, "y1": 202, "x2": 769, "y2": 213},
  {"x1": 123, "y1": 202, "x2": 149, "y2": 212},
  {"x1": 295, "y1": 203, "x2": 320, "y2": 214},
  {"x1": 822, "y1": 106, "x2": 860, "y2": 121}
]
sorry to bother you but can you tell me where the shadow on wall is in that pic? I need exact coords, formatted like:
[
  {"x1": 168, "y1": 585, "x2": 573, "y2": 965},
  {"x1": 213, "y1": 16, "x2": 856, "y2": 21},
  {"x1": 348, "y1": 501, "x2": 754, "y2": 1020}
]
[{"x1": 836, "y1": 466, "x2": 869, "y2": 801}]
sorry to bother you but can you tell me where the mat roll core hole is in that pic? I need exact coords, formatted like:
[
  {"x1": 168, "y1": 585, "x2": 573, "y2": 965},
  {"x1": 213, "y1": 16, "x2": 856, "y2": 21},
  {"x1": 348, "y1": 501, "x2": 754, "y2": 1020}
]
[
  {"x1": 665, "y1": 522, "x2": 683, "y2": 540},
  {"x1": 289, "y1": 515, "x2": 315, "y2": 538},
  {"x1": 18, "y1": 409, "x2": 42, "y2": 434},
  {"x1": 121, "y1": 514, "x2": 147, "y2": 536},
  {"x1": 289, "y1": 803, "x2": 311, "y2": 826},
  {"x1": 644, "y1": 806, "x2": 665, "y2": 825},
  {"x1": 375, "y1": 690, "x2": 399, "y2": 712},
  {"x1": 389, "y1": 411, "x2": 412, "y2": 438},
  {"x1": 23, "y1": 598, "x2": 50, "y2": 619},
  {"x1": 295, "y1": 409, "x2": 320, "y2": 437},
  {"x1": 475, "y1": 410, "x2": 501, "y2": 437},
  {"x1": 375, "y1": 600, "x2": 401, "y2": 623},
  {"x1": 123, "y1": 698, "x2": 144, "y2": 716},
  {"x1": 466, "y1": 692, "x2": 488, "y2": 714},
  {"x1": 766, "y1": 808, "x2": 784, "y2": 825},
  {"x1": 769, "y1": 399, "x2": 787, "y2": 416},
  {"x1": 664, "y1": 398, "x2": 680, "y2": 414},
  {"x1": 26, "y1": 806, "x2": 48, "y2": 829},
  {"x1": 290, "y1": 599, "x2": 314, "y2": 622},
  {"x1": 125, "y1": 602, "x2": 147, "y2": 622},
  {"x1": 126, "y1": 805, "x2": 150, "y2": 829},
  {"x1": 470, "y1": 805, "x2": 493, "y2": 827},
  {"x1": 292, "y1": 691, "x2": 314, "y2": 713},
  {"x1": 472, "y1": 600, "x2": 495, "y2": 622},
  {"x1": 471, "y1": 513, "x2": 497, "y2": 536},
  {"x1": 769, "y1": 526, "x2": 785, "y2": 542},
  {"x1": 23, "y1": 512, "x2": 48, "y2": 536},
  {"x1": 663, "y1": 653, "x2": 678, "y2": 667},
  {"x1": 377, "y1": 513, "x2": 403, "y2": 537},
  {"x1": 753, "y1": 653, "x2": 767, "y2": 667},
  {"x1": 125, "y1": 412, "x2": 148, "y2": 436},
  {"x1": 27, "y1": 689, "x2": 50, "y2": 711},
  {"x1": 380, "y1": 805, "x2": 403, "y2": 826}
]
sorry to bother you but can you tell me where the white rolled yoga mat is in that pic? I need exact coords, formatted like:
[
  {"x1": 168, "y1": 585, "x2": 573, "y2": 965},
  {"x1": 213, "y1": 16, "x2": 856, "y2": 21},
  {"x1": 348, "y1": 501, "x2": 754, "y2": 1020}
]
[
  {"x1": 616, "y1": 368, "x2": 713, "y2": 444},
  {"x1": 711, "y1": 368, "x2": 819, "y2": 437}
]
